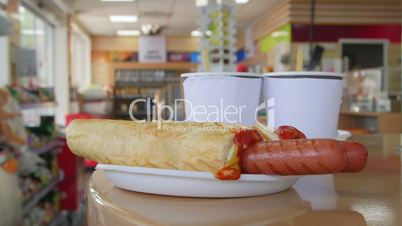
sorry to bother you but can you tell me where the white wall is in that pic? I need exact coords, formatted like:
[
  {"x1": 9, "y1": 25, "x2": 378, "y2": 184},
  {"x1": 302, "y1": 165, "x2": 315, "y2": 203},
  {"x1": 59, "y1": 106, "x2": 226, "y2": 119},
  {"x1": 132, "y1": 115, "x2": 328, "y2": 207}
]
[
  {"x1": 54, "y1": 25, "x2": 70, "y2": 126},
  {"x1": 84, "y1": 31, "x2": 91, "y2": 87},
  {"x1": 0, "y1": 36, "x2": 9, "y2": 86},
  {"x1": 70, "y1": 23, "x2": 91, "y2": 91}
]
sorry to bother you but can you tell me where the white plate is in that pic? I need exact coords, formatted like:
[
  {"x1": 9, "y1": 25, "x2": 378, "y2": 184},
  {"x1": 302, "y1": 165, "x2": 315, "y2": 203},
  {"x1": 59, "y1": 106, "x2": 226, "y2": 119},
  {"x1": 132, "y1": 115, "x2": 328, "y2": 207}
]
[
  {"x1": 96, "y1": 134, "x2": 348, "y2": 198},
  {"x1": 96, "y1": 164, "x2": 300, "y2": 198}
]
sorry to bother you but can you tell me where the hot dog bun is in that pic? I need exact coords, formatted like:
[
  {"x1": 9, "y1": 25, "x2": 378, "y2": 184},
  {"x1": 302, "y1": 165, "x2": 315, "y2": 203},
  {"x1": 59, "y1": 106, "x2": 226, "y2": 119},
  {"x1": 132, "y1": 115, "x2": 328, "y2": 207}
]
[{"x1": 66, "y1": 119, "x2": 244, "y2": 172}]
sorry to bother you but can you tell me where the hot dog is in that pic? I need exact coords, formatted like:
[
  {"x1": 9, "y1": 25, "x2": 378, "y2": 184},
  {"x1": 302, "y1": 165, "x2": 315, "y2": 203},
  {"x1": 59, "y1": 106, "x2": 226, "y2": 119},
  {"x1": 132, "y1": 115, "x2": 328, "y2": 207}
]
[
  {"x1": 340, "y1": 141, "x2": 368, "y2": 172},
  {"x1": 66, "y1": 120, "x2": 368, "y2": 180},
  {"x1": 240, "y1": 139, "x2": 368, "y2": 175},
  {"x1": 275, "y1": 125, "x2": 368, "y2": 173},
  {"x1": 240, "y1": 139, "x2": 348, "y2": 175}
]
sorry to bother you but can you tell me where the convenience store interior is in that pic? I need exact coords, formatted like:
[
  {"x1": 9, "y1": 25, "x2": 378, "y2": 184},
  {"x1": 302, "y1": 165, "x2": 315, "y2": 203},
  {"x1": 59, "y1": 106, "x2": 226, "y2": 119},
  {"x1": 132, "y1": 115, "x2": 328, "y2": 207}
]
[{"x1": 0, "y1": 0, "x2": 401, "y2": 225}]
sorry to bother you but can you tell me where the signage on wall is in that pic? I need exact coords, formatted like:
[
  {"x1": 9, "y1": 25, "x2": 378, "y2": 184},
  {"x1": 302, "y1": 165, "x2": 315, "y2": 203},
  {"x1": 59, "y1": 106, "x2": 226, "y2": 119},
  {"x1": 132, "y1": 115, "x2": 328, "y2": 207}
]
[
  {"x1": 138, "y1": 36, "x2": 167, "y2": 63},
  {"x1": 14, "y1": 47, "x2": 37, "y2": 77}
]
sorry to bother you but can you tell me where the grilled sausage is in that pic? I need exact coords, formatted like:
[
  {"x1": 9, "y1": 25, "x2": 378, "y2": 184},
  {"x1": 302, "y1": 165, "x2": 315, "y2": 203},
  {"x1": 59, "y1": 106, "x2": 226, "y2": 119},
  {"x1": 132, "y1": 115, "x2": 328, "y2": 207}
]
[
  {"x1": 241, "y1": 139, "x2": 348, "y2": 175},
  {"x1": 340, "y1": 141, "x2": 368, "y2": 172},
  {"x1": 273, "y1": 126, "x2": 368, "y2": 173}
]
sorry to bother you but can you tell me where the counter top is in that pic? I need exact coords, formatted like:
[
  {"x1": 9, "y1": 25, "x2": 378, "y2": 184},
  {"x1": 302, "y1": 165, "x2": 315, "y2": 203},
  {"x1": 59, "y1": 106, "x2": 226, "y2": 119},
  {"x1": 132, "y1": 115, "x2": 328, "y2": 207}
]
[
  {"x1": 340, "y1": 111, "x2": 402, "y2": 117},
  {"x1": 87, "y1": 134, "x2": 402, "y2": 226}
]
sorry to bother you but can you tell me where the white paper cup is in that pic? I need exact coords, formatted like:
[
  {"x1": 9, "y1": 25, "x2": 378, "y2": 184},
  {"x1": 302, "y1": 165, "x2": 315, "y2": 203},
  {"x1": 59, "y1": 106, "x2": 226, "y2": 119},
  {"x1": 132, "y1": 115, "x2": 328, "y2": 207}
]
[
  {"x1": 181, "y1": 72, "x2": 262, "y2": 126},
  {"x1": 263, "y1": 72, "x2": 344, "y2": 138}
]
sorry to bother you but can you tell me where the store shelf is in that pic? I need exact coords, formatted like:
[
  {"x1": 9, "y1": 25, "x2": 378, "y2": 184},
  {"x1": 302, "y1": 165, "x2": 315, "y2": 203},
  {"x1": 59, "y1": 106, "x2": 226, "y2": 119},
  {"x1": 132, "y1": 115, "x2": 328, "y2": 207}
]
[
  {"x1": 30, "y1": 140, "x2": 60, "y2": 155},
  {"x1": 339, "y1": 111, "x2": 402, "y2": 133},
  {"x1": 82, "y1": 98, "x2": 110, "y2": 102},
  {"x1": 22, "y1": 174, "x2": 63, "y2": 216},
  {"x1": 56, "y1": 126, "x2": 66, "y2": 137},
  {"x1": 71, "y1": 201, "x2": 87, "y2": 226},
  {"x1": 114, "y1": 96, "x2": 144, "y2": 100},
  {"x1": 48, "y1": 212, "x2": 63, "y2": 226},
  {"x1": 20, "y1": 102, "x2": 56, "y2": 110},
  {"x1": 81, "y1": 112, "x2": 112, "y2": 118},
  {"x1": 111, "y1": 62, "x2": 197, "y2": 71},
  {"x1": 341, "y1": 111, "x2": 389, "y2": 117},
  {"x1": 115, "y1": 81, "x2": 174, "y2": 88},
  {"x1": 114, "y1": 111, "x2": 148, "y2": 117}
]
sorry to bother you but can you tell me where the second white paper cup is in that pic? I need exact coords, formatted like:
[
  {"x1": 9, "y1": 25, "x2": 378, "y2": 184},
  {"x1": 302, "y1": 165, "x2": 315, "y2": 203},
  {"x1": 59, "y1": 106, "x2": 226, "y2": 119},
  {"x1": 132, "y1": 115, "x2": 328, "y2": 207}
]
[
  {"x1": 181, "y1": 72, "x2": 262, "y2": 126},
  {"x1": 263, "y1": 72, "x2": 344, "y2": 138}
]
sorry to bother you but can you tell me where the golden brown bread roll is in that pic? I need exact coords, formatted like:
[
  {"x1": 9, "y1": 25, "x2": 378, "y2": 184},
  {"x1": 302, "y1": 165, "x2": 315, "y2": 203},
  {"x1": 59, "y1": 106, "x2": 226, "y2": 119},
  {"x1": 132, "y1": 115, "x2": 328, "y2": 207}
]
[{"x1": 66, "y1": 119, "x2": 246, "y2": 172}]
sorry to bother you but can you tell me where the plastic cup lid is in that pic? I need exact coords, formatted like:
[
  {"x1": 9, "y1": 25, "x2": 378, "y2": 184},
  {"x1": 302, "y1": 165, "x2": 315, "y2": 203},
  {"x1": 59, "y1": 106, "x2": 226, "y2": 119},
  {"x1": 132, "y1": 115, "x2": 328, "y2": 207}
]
[
  {"x1": 181, "y1": 72, "x2": 262, "y2": 78},
  {"x1": 263, "y1": 71, "x2": 344, "y2": 80}
]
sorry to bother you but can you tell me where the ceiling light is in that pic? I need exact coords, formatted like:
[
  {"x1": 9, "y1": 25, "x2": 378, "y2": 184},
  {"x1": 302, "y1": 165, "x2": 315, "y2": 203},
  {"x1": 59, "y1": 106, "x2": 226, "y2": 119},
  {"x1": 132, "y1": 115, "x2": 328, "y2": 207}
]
[
  {"x1": 195, "y1": 0, "x2": 208, "y2": 7},
  {"x1": 191, "y1": 30, "x2": 202, "y2": 37},
  {"x1": 271, "y1": 31, "x2": 288, "y2": 38},
  {"x1": 109, "y1": 15, "x2": 138, "y2": 23},
  {"x1": 141, "y1": 24, "x2": 162, "y2": 35},
  {"x1": 117, "y1": 30, "x2": 140, "y2": 36},
  {"x1": 235, "y1": 0, "x2": 250, "y2": 4},
  {"x1": 21, "y1": 29, "x2": 44, "y2": 35},
  {"x1": 19, "y1": 6, "x2": 25, "y2": 13},
  {"x1": 101, "y1": 0, "x2": 135, "y2": 2}
]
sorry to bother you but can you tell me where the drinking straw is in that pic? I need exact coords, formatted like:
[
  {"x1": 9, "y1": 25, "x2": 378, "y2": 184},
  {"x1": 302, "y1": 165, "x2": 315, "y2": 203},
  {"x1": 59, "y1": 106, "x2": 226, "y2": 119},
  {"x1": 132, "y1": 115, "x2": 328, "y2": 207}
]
[
  {"x1": 201, "y1": 49, "x2": 211, "y2": 72},
  {"x1": 296, "y1": 47, "x2": 304, "y2": 71}
]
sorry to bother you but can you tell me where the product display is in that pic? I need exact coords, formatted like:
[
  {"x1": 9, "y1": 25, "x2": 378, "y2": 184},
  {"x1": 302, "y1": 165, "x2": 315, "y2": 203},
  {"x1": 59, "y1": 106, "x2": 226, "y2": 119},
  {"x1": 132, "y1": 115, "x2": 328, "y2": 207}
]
[
  {"x1": 0, "y1": 88, "x2": 25, "y2": 226},
  {"x1": 0, "y1": 143, "x2": 20, "y2": 174},
  {"x1": 113, "y1": 69, "x2": 182, "y2": 119},
  {"x1": 26, "y1": 116, "x2": 58, "y2": 152},
  {"x1": 20, "y1": 166, "x2": 52, "y2": 202},
  {"x1": 6, "y1": 85, "x2": 55, "y2": 105},
  {"x1": 0, "y1": 87, "x2": 62, "y2": 225},
  {"x1": 197, "y1": 3, "x2": 236, "y2": 72},
  {"x1": 23, "y1": 191, "x2": 61, "y2": 226},
  {"x1": 0, "y1": 89, "x2": 27, "y2": 145}
]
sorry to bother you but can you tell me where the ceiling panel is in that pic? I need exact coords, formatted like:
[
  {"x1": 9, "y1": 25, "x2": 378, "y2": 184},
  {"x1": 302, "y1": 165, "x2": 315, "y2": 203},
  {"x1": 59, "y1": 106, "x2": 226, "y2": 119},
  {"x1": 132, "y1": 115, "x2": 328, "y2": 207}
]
[
  {"x1": 77, "y1": 14, "x2": 115, "y2": 35},
  {"x1": 73, "y1": 0, "x2": 136, "y2": 11},
  {"x1": 137, "y1": 0, "x2": 175, "y2": 13},
  {"x1": 103, "y1": 5, "x2": 139, "y2": 15},
  {"x1": 73, "y1": 0, "x2": 280, "y2": 36},
  {"x1": 235, "y1": 0, "x2": 280, "y2": 28},
  {"x1": 73, "y1": 0, "x2": 106, "y2": 11},
  {"x1": 169, "y1": 15, "x2": 196, "y2": 32},
  {"x1": 140, "y1": 11, "x2": 170, "y2": 25},
  {"x1": 111, "y1": 22, "x2": 140, "y2": 30}
]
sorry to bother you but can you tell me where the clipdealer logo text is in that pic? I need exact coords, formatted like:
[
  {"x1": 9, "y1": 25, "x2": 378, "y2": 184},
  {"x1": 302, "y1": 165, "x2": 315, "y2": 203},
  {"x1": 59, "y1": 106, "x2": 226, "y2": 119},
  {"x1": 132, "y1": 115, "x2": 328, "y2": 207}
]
[{"x1": 128, "y1": 98, "x2": 275, "y2": 130}]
